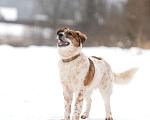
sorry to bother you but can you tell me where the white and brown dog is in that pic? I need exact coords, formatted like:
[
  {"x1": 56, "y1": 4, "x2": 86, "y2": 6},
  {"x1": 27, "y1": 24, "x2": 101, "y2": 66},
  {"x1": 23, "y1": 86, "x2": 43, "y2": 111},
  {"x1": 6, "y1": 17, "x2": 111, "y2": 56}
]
[{"x1": 57, "y1": 28, "x2": 138, "y2": 120}]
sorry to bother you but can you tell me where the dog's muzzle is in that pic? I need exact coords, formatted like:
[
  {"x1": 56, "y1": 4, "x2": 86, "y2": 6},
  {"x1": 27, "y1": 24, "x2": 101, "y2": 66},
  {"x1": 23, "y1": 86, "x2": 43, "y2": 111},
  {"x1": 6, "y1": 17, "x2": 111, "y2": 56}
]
[
  {"x1": 57, "y1": 37, "x2": 70, "y2": 47},
  {"x1": 57, "y1": 32, "x2": 70, "y2": 47}
]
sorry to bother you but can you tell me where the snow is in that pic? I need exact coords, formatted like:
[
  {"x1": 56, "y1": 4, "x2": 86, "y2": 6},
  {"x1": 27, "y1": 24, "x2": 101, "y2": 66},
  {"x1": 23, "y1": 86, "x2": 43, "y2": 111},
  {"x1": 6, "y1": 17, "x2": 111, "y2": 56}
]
[
  {"x1": 0, "y1": 7, "x2": 18, "y2": 21},
  {"x1": 0, "y1": 45, "x2": 150, "y2": 120},
  {"x1": 0, "y1": 23, "x2": 52, "y2": 40},
  {"x1": 0, "y1": 23, "x2": 24, "y2": 37}
]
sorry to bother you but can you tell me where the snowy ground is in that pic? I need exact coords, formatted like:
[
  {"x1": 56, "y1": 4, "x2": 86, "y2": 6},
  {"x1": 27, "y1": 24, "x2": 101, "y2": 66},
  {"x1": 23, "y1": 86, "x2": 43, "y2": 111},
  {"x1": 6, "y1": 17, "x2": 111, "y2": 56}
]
[{"x1": 0, "y1": 45, "x2": 150, "y2": 120}]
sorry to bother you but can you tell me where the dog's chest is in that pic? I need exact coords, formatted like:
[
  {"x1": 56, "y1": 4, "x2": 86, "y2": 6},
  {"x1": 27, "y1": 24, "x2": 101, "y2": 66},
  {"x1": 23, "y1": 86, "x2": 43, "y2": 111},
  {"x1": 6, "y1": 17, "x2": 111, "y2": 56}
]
[{"x1": 59, "y1": 57, "x2": 89, "y2": 89}]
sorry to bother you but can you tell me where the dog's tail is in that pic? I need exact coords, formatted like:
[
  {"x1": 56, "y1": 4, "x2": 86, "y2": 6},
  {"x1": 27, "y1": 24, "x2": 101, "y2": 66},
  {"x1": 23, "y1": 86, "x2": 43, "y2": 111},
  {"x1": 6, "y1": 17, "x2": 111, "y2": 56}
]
[{"x1": 113, "y1": 67, "x2": 138, "y2": 85}]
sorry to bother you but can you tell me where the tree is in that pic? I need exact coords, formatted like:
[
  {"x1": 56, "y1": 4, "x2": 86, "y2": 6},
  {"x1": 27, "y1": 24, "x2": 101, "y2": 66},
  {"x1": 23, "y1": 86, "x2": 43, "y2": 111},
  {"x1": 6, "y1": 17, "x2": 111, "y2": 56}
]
[{"x1": 125, "y1": 0, "x2": 150, "y2": 47}]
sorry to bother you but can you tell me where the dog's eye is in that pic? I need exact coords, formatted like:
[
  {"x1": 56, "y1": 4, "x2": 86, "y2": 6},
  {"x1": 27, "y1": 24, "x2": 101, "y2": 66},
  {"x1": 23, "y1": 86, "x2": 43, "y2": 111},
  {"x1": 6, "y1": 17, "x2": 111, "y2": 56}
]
[{"x1": 68, "y1": 32, "x2": 72, "y2": 36}]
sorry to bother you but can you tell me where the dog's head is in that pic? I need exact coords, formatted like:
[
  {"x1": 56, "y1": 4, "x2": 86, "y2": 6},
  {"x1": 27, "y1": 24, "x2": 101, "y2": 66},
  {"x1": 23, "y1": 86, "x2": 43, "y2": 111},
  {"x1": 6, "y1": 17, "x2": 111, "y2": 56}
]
[
  {"x1": 57, "y1": 28, "x2": 87, "y2": 47},
  {"x1": 57, "y1": 28, "x2": 87, "y2": 58}
]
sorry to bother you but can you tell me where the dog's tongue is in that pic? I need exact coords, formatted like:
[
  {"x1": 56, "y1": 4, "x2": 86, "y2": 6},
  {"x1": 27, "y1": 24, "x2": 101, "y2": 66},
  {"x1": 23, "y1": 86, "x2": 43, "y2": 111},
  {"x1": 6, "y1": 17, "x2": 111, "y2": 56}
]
[{"x1": 57, "y1": 40, "x2": 65, "y2": 45}]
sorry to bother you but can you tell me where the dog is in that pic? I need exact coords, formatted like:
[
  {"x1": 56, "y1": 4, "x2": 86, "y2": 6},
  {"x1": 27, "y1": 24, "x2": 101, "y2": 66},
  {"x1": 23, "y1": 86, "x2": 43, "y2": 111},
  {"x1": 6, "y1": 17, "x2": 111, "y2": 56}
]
[{"x1": 57, "y1": 28, "x2": 138, "y2": 120}]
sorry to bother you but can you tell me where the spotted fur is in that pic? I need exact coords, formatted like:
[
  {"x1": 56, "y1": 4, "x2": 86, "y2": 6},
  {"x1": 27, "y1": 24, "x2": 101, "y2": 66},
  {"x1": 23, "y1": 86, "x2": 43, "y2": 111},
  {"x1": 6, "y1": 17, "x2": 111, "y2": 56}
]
[{"x1": 57, "y1": 28, "x2": 138, "y2": 120}]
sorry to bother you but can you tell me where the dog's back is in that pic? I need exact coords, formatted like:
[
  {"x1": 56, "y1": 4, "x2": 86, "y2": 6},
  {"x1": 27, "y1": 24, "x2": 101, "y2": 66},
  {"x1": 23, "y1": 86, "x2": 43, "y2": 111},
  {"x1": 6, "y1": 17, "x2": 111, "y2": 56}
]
[{"x1": 57, "y1": 28, "x2": 138, "y2": 120}]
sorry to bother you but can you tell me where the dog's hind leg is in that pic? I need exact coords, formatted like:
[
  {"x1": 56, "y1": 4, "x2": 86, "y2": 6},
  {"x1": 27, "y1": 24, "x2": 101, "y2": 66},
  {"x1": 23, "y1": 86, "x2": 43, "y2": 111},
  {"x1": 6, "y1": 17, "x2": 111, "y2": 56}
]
[
  {"x1": 81, "y1": 91, "x2": 92, "y2": 119},
  {"x1": 98, "y1": 80, "x2": 113, "y2": 120}
]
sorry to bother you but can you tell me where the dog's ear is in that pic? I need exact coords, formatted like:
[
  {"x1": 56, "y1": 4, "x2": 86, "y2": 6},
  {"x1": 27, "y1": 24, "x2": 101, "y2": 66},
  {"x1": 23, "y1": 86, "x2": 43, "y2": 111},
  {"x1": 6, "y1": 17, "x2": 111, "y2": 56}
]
[{"x1": 75, "y1": 31, "x2": 87, "y2": 44}]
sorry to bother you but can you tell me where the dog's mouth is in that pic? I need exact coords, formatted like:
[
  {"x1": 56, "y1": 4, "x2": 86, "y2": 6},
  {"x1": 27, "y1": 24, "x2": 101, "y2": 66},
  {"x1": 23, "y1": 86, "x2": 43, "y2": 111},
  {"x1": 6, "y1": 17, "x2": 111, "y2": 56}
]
[{"x1": 57, "y1": 39, "x2": 70, "y2": 47}]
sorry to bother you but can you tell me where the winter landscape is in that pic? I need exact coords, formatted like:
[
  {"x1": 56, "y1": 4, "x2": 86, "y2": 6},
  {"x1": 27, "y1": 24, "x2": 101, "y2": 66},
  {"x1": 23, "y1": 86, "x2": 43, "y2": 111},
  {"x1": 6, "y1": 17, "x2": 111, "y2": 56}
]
[
  {"x1": 0, "y1": 45, "x2": 150, "y2": 120},
  {"x1": 0, "y1": 0, "x2": 150, "y2": 120}
]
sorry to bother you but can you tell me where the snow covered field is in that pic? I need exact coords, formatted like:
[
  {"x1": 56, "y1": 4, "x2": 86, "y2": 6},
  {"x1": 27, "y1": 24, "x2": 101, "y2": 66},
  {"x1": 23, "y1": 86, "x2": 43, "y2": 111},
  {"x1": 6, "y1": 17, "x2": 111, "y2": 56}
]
[{"x1": 0, "y1": 45, "x2": 150, "y2": 120}]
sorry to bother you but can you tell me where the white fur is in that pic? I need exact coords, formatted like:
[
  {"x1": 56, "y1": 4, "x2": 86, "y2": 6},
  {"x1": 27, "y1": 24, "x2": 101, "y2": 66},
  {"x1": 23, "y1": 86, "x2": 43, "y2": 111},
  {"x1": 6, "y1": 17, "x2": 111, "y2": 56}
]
[
  {"x1": 58, "y1": 41, "x2": 82, "y2": 59},
  {"x1": 113, "y1": 67, "x2": 138, "y2": 85},
  {"x1": 57, "y1": 36, "x2": 137, "y2": 120}
]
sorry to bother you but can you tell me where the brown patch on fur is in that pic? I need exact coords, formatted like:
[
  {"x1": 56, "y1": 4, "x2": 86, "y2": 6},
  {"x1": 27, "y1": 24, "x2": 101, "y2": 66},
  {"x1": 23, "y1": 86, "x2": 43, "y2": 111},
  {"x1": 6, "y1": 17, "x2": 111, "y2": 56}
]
[
  {"x1": 77, "y1": 93, "x2": 83, "y2": 102},
  {"x1": 75, "y1": 31, "x2": 87, "y2": 44},
  {"x1": 66, "y1": 30, "x2": 87, "y2": 47},
  {"x1": 84, "y1": 58, "x2": 95, "y2": 86},
  {"x1": 81, "y1": 115, "x2": 87, "y2": 119},
  {"x1": 57, "y1": 28, "x2": 68, "y2": 35},
  {"x1": 75, "y1": 92, "x2": 83, "y2": 106},
  {"x1": 78, "y1": 99, "x2": 83, "y2": 103},
  {"x1": 92, "y1": 56, "x2": 102, "y2": 60},
  {"x1": 66, "y1": 30, "x2": 80, "y2": 47},
  {"x1": 57, "y1": 28, "x2": 87, "y2": 47}
]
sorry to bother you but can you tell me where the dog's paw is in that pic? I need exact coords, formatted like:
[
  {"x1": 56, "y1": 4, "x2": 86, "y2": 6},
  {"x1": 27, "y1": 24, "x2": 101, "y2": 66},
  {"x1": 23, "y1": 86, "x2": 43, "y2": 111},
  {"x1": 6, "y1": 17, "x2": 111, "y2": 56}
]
[
  {"x1": 81, "y1": 115, "x2": 88, "y2": 119},
  {"x1": 61, "y1": 117, "x2": 70, "y2": 120},
  {"x1": 105, "y1": 117, "x2": 113, "y2": 120}
]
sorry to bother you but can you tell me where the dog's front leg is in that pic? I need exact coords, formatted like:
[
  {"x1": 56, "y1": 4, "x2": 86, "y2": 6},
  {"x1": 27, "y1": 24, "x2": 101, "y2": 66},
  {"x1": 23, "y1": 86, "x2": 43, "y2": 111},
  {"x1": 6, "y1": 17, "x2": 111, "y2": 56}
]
[
  {"x1": 62, "y1": 85, "x2": 73, "y2": 120},
  {"x1": 72, "y1": 89, "x2": 85, "y2": 120}
]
